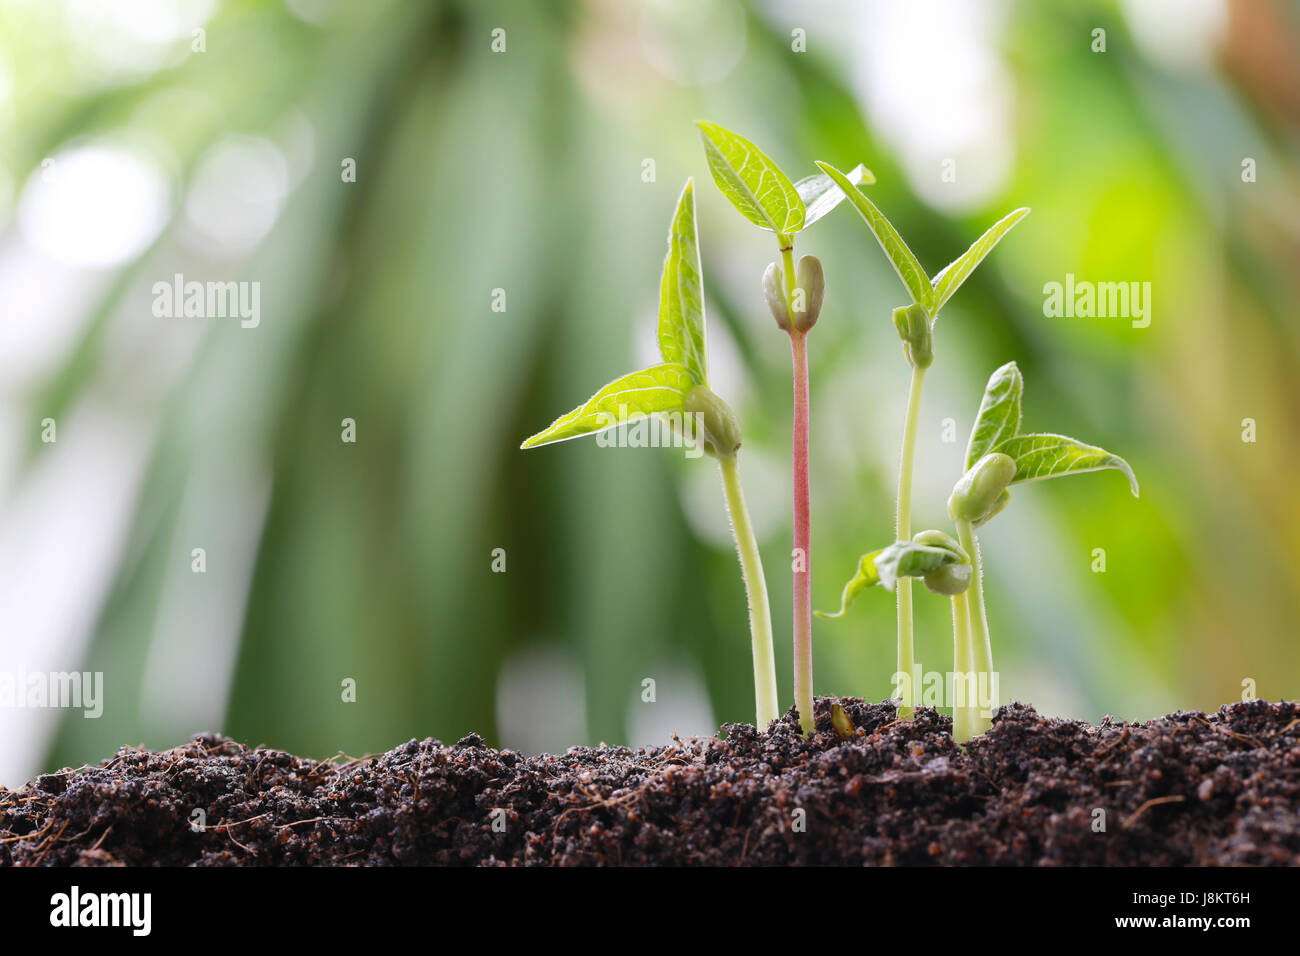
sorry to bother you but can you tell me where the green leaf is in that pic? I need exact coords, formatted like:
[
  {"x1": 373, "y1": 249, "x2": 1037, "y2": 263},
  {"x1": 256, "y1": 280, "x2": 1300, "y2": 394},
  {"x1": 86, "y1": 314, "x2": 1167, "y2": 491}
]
[
  {"x1": 521, "y1": 363, "x2": 698, "y2": 449},
  {"x1": 814, "y1": 161, "x2": 934, "y2": 313},
  {"x1": 794, "y1": 162, "x2": 875, "y2": 229},
  {"x1": 993, "y1": 433, "x2": 1140, "y2": 496},
  {"x1": 965, "y1": 361, "x2": 1023, "y2": 470},
  {"x1": 657, "y1": 179, "x2": 708, "y2": 383},
  {"x1": 930, "y1": 207, "x2": 1029, "y2": 313},
  {"x1": 815, "y1": 550, "x2": 881, "y2": 620},
  {"x1": 696, "y1": 121, "x2": 805, "y2": 235},
  {"x1": 816, "y1": 540, "x2": 965, "y2": 619}
]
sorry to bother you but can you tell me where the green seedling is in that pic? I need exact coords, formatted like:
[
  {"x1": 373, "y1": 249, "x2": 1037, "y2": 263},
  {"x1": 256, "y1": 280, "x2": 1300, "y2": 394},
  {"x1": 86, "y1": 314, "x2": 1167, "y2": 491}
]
[
  {"x1": 820, "y1": 362, "x2": 1136, "y2": 742},
  {"x1": 815, "y1": 160, "x2": 1028, "y2": 718},
  {"x1": 521, "y1": 124, "x2": 1132, "y2": 746},
  {"x1": 521, "y1": 179, "x2": 780, "y2": 729},
  {"x1": 816, "y1": 529, "x2": 974, "y2": 731},
  {"x1": 821, "y1": 361, "x2": 1138, "y2": 743},
  {"x1": 697, "y1": 121, "x2": 872, "y2": 733},
  {"x1": 944, "y1": 360, "x2": 1139, "y2": 740}
]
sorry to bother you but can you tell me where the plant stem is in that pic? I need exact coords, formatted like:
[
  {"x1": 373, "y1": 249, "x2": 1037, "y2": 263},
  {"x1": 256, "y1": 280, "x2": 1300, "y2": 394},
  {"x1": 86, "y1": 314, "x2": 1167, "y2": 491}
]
[
  {"x1": 789, "y1": 328, "x2": 814, "y2": 733},
  {"x1": 950, "y1": 591, "x2": 978, "y2": 743},
  {"x1": 955, "y1": 517, "x2": 995, "y2": 737},
  {"x1": 776, "y1": 234, "x2": 815, "y2": 734},
  {"x1": 894, "y1": 365, "x2": 927, "y2": 716},
  {"x1": 718, "y1": 453, "x2": 780, "y2": 729}
]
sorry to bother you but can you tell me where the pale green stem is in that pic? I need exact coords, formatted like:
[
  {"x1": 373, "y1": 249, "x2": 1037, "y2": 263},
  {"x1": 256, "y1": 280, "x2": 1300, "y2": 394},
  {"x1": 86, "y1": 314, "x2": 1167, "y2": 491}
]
[
  {"x1": 894, "y1": 365, "x2": 926, "y2": 716},
  {"x1": 950, "y1": 591, "x2": 979, "y2": 743},
  {"x1": 778, "y1": 240, "x2": 798, "y2": 308},
  {"x1": 955, "y1": 517, "x2": 995, "y2": 737},
  {"x1": 719, "y1": 453, "x2": 780, "y2": 729}
]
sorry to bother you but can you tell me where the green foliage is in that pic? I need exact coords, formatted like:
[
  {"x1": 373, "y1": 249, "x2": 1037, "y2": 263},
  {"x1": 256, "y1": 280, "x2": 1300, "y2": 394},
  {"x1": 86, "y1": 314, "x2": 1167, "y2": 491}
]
[
  {"x1": 521, "y1": 171, "x2": 778, "y2": 727},
  {"x1": 657, "y1": 179, "x2": 709, "y2": 383},
  {"x1": 520, "y1": 363, "x2": 697, "y2": 449},
  {"x1": 965, "y1": 361, "x2": 1023, "y2": 469},
  {"x1": 815, "y1": 160, "x2": 933, "y2": 313},
  {"x1": 931, "y1": 207, "x2": 1030, "y2": 314},
  {"x1": 522, "y1": 178, "x2": 713, "y2": 450},
  {"x1": 794, "y1": 163, "x2": 874, "y2": 229},
  {"x1": 996, "y1": 434, "x2": 1140, "y2": 497},
  {"x1": 696, "y1": 121, "x2": 805, "y2": 235},
  {"x1": 960, "y1": 362, "x2": 1140, "y2": 506}
]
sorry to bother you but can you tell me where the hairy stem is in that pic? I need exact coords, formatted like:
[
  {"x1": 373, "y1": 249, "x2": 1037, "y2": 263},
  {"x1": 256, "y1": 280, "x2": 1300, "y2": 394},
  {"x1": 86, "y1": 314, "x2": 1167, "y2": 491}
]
[
  {"x1": 789, "y1": 328, "x2": 814, "y2": 734},
  {"x1": 718, "y1": 453, "x2": 779, "y2": 729},
  {"x1": 955, "y1": 517, "x2": 995, "y2": 738},
  {"x1": 894, "y1": 365, "x2": 927, "y2": 716}
]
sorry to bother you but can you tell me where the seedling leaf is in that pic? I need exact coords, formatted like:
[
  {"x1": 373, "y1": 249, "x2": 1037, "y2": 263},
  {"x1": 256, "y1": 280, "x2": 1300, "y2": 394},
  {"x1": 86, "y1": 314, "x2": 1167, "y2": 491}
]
[
  {"x1": 520, "y1": 363, "x2": 698, "y2": 449},
  {"x1": 816, "y1": 540, "x2": 965, "y2": 619},
  {"x1": 965, "y1": 361, "x2": 1023, "y2": 470},
  {"x1": 993, "y1": 433, "x2": 1139, "y2": 496},
  {"x1": 697, "y1": 121, "x2": 805, "y2": 234},
  {"x1": 657, "y1": 179, "x2": 708, "y2": 383},
  {"x1": 930, "y1": 207, "x2": 1029, "y2": 313},
  {"x1": 814, "y1": 161, "x2": 934, "y2": 313},
  {"x1": 815, "y1": 550, "x2": 882, "y2": 620},
  {"x1": 794, "y1": 162, "x2": 875, "y2": 229}
]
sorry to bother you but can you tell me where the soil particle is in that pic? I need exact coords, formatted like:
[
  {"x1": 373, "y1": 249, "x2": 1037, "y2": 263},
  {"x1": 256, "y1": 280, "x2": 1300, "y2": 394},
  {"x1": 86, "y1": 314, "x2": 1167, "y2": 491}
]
[{"x1": 2, "y1": 698, "x2": 1297, "y2": 866}]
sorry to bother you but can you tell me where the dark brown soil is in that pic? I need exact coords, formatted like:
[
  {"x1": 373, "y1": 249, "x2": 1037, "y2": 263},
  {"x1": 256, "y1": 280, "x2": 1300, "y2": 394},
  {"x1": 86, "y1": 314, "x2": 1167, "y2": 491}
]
[{"x1": 2, "y1": 698, "x2": 1297, "y2": 866}]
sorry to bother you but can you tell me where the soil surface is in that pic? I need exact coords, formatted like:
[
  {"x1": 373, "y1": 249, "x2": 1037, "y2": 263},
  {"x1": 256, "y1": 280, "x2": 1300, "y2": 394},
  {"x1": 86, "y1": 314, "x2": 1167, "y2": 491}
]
[{"x1": 2, "y1": 698, "x2": 1297, "y2": 866}]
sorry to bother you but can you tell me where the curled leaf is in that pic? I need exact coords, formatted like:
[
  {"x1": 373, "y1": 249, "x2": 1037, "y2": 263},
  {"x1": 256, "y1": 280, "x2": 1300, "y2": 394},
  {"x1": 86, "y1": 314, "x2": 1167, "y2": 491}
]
[
  {"x1": 815, "y1": 550, "x2": 882, "y2": 620},
  {"x1": 930, "y1": 207, "x2": 1030, "y2": 313},
  {"x1": 815, "y1": 161, "x2": 934, "y2": 313},
  {"x1": 965, "y1": 361, "x2": 1023, "y2": 470},
  {"x1": 697, "y1": 121, "x2": 805, "y2": 234},
  {"x1": 657, "y1": 179, "x2": 708, "y2": 383},
  {"x1": 521, "y1": 363, "x2": 698, "y2": 449},
  {"x1": 993, "y1": 433, "x2": 1139, "y2": 496},
  {"x1": 794, "y1": 162, "x2": 874, "y2": 229}
]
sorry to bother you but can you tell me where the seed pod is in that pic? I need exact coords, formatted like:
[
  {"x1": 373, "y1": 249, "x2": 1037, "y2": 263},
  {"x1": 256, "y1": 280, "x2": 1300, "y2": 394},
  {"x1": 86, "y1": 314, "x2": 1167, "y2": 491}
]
[
  {"x1": 922, "y1": 562, "x2": 972, "y2": 596},
  {"x1": 892, "y1": 303, "x2": 933, "y2": 369},
  {"x1": 948, "y1": 452, "x2": 1016, "y2": 523},
  {"x1": 684, "y1": 385, "x2": 743, "y2": 458},
  {"x1": 831, "y1": 702, "x2": 854, "y2": 740},
  {"x1": 763, "y1": 262, "x2": 792, "y2": 332},
  {"x1": 910, "y1": 529, "x2": 972, "y2": 595},
  {"x1": 911, "y1": 529, "x2": 962, "y2": 552},
  {"x1": 973, "y1": 489, "x2": 1011, "y2": 528},
  {"x1": 792, "y1": 255, "x2": 824, "y2": 331}
]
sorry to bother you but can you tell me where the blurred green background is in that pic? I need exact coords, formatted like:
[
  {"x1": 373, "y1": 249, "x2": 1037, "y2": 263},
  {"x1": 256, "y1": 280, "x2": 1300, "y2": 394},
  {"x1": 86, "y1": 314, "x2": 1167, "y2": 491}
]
[{"x1": 1, "y1": 0, "x2": 1297, "y2": 784}]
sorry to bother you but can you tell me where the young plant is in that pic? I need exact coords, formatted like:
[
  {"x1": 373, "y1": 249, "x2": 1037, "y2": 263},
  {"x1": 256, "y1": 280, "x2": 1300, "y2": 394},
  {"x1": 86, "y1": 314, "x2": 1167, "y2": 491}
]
[
  {"x1": 944, "y1": 360, "x2": 1139, "y2": 740},
  {"x1": 816, "y1": 531, "x2": 976, "y2": 732},
  {"x1": 819, "y1": 362, "x2": 1137, "y2": 743},
  {"x1": 815, "y1": 160, "x2": 1028, "y2": 717},
  {"x1": 696, "y1": 122, "x2": 871, "y2": 732},
  {"x1": 520, "y1": 179, "x2": 780, "y2": 729}
]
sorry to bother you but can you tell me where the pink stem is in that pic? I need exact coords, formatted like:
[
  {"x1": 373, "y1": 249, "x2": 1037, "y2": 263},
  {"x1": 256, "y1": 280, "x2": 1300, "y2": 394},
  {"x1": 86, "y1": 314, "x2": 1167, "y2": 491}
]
[{"x1": 790, "y1": 330, "x2": 814, "y2": 733}]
